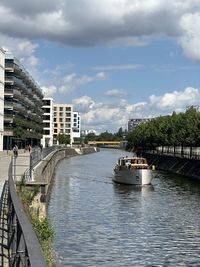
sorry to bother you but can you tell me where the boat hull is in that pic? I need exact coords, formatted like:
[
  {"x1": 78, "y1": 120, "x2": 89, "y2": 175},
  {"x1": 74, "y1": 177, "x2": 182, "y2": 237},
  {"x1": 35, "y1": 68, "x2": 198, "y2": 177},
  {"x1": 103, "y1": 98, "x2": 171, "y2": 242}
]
[{"x1": 113, "y1": 168, "x2": 153, "y2": 185}]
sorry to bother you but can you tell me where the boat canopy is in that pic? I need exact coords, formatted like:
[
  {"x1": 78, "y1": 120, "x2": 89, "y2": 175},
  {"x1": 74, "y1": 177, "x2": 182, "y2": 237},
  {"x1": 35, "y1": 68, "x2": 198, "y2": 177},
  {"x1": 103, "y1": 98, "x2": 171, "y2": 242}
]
[{"x1": 118, "y1": 157, "x2": 147, "y2": 166}]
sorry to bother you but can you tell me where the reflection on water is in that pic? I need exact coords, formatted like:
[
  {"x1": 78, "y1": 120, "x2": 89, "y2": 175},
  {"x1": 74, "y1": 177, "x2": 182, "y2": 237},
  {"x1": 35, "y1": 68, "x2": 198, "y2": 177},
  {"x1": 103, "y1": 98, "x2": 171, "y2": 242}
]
[{"x1": 48, "y1": 149, "x2": 200, "y2": 267}]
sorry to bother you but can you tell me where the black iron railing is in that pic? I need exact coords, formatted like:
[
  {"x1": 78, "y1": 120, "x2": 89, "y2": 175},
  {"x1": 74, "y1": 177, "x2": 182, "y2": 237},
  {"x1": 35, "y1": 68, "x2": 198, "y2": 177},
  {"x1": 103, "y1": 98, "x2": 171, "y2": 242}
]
[
  {"x1": 0, "y1": 162, "x2": 47, "y2": 266},
  {"x1": 144, "y1": 146, "x2": 200, "y2": 160}
]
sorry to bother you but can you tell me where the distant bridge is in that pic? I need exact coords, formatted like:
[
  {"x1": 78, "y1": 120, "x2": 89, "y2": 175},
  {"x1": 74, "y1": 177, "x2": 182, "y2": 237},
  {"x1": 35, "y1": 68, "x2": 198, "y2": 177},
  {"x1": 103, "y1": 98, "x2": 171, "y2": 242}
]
[{"x1": 88, "y1": 141, "x2": 127, "y2": 148}]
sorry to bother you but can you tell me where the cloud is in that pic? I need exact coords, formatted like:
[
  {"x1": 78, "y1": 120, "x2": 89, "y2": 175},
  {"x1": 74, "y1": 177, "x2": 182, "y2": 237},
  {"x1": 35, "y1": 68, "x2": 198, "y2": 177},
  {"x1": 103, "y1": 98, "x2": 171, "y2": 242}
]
[
  {"x1": 73, "y1": 86, "x2": 200, "y2": 132},
  {"x1": 105, "y1": 89, "x2": 128, "y2": 97},
  {"x1": 148, "y1": 87, "x2": 200, "y2": 112},
  {"x1": 93, "y1": 64, "x2": 144, "y2": 71},
  {"x1": 37, "y1": 70, "x2": 108, "y2": 97},
  {"x1": 1, "y1": 1, "x2": 200, "y2": 60},
  {"x1": 42, "y1": 85, "x2": 58, "y2": 96},
  {"x1": 1, "y1": 34, "x2": 39, "y2": 65},
  {"x1": 58, "y1": 72, "x2": 108, "y2": 94},
  {"x1": 179, "y1": 12, "x2": 200, "y2": 61}
]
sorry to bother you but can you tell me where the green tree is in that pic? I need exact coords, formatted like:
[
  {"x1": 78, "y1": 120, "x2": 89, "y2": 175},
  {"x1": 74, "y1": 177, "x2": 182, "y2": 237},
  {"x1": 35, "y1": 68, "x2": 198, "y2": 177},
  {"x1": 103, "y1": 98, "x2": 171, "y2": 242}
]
[
  {"x1": 84, "y1": 133, "x2": 97, "y2": 144},
  {"x1": 97, "y1": 131, "x2": 114, "y2": 141},
  {"x1": 126, "y1": 107, "x2": 200, "y2": 149},
  {"x1": 57, "y1": 134, "x2": 70, "y2": 145}
]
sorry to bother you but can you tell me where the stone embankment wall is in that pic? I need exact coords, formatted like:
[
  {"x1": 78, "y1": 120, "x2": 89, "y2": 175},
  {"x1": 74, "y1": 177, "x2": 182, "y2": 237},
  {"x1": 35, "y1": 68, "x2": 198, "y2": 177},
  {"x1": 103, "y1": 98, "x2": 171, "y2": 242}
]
[
  {"x1": 143, "y1": 152, "x2": 200, "y2": 181},
  {"x1": 28, "y1": 147, "x2": 99, "y2": 217}
]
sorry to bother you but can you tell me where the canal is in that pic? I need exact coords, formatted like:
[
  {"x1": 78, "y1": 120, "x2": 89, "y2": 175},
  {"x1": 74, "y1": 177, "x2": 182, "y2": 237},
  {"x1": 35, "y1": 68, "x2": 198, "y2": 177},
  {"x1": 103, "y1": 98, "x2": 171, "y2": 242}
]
[{"x1": 48, "y1": 149, "x2": 200, "y2": 267}]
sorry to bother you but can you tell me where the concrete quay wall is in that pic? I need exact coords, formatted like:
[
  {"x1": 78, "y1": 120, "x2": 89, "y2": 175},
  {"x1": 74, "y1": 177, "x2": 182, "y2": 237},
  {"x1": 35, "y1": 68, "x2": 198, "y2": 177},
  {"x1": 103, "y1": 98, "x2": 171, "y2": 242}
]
[
  {"x1": 27, "y1": 147, "x2": 98, "y2": 216},
  {"x1": 143, "y1": 152, "x2": 200, "y2": 181}
]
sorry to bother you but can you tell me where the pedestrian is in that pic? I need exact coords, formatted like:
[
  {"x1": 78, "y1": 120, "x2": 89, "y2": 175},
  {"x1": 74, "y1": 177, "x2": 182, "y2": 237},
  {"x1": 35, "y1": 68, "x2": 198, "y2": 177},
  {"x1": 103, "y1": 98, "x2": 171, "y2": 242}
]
[
  {"x1": 28, "y1": 144, "x2": 32, "y2": 153},
  {"x1": 13, "y1": 144, "x2": 18, "y2": 157}
]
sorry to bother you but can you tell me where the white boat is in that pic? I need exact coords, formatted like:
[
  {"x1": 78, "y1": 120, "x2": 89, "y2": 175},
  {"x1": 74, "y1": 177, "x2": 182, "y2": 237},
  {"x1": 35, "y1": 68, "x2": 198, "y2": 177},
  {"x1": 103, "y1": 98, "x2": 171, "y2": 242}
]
[{"x1": 113, "y1": 156, "x2": 154, "y2": 185}]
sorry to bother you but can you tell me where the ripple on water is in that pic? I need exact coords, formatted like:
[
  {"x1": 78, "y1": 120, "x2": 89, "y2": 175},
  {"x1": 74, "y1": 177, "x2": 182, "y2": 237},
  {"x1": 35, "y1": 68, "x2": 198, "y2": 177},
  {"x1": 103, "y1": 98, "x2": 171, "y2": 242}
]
[{"x1": 48, "y1": 149, "x2": 200, "y2": 267}]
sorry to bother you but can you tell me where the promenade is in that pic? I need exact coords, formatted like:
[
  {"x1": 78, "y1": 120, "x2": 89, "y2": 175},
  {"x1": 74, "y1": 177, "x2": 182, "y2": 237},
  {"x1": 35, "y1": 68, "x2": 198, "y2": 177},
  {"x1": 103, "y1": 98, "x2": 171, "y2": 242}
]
[{"x1": 0, "y1": 150, "x2": 30, "y2": 194}]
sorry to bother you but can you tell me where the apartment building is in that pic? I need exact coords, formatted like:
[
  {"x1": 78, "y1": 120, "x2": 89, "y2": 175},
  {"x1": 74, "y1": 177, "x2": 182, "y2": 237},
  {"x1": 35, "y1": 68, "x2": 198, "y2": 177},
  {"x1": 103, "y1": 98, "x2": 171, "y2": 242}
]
[
  {"x1": 53, "y1": 104, "x2": 73, "y2": 145},
  {"x1": 41, "y1": 97, "x2": 54, "y2": 148},
  {"x1": 4, "y1": 52, "x2": 44, "y2": 150},
  {"x1": 0, "y1": 48, "x2": 5, "y2": 151},
  {"x1": 72, "y1": 111, "x2": 81, "y2": 143},
  {"x1": 128, "y1": 118, "x2": 151, "y2": 132}
]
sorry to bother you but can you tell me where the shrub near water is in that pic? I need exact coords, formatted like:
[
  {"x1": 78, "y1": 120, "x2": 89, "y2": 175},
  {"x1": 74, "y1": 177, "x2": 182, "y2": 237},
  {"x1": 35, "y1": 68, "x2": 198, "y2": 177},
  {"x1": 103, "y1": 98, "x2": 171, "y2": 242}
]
[
  {"x1": 31, "y1": 212, "x2": 54, "y2": 264},
  {"x1": 17, "y1": 176, "x2": 54, "y2": 265}
]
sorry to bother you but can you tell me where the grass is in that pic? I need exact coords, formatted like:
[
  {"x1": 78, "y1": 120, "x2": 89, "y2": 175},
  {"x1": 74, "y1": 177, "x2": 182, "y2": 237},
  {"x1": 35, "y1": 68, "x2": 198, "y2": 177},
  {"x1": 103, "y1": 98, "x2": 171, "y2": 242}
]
[{"x1": 17, "y1": 175, "x2": 55, "y2": 265}]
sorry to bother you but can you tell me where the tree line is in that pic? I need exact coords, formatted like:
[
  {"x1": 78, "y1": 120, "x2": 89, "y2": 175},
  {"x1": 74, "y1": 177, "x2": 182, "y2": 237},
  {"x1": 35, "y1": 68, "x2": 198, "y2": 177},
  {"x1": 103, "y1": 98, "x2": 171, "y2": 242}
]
[
  {"x1": 126, "y1": 107, "x2": 200, "y2": 149},
  {"x1": 84, "y1": 127, "x2": 127, "y2": 143}
]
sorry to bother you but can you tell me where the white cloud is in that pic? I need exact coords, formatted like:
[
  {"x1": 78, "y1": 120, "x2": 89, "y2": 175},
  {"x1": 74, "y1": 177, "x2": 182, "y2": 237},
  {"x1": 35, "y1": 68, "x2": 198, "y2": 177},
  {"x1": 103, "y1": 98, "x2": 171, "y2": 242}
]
[
  {"x1": 148, "y1": 87, "x2": 200, "y2": 111},
  {"x1": 105, "y1": 89, "x2": 128, "y2": 97},
  {"x1": 1, "y1": 1, "x2": 200, "y2": 60},
  {"x1": 58, "y1": 72, "x2": 108, "y2": 94},
  {"x1": 42, "y1": 85, "x2": 58, "y2": 96},
  {"x1": 0, "y1": 34, "x2": 40, "y2": 75},
  {"x1": 73, "y1": 86, "x2": 200, "y2": 132},
  {"x1": 179, "y1": 12, "x2": 200, "y2": 61},
  {"x1": 93, "y1": 64, "x2": 144, "y2": 71}
]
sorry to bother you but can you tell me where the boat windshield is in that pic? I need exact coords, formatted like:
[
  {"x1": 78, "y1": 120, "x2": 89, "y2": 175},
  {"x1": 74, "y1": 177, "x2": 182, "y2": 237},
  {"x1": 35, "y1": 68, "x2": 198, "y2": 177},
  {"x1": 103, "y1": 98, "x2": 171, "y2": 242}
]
[{"x1": 119, "y1": 157, "x2": 147, "y2": 165}]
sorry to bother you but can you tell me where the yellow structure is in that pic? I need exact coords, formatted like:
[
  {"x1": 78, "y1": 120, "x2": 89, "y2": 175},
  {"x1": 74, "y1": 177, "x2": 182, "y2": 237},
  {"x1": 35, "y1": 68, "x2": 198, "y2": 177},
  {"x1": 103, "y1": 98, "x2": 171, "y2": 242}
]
[{"x1": 88, "y1": 141, "x2": 120, "y2": 145}]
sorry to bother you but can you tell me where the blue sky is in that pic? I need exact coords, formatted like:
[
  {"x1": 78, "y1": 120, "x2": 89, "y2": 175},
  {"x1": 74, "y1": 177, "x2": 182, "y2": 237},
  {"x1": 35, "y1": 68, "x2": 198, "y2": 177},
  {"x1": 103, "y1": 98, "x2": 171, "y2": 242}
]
[{"x1": 1, "y1": 0, "x2": 200, "y2": 132}]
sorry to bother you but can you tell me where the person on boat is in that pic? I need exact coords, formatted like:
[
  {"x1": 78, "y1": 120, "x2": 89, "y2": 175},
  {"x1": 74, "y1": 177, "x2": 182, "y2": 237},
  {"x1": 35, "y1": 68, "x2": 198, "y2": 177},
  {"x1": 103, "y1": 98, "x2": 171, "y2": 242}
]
[{"x1": 125, "y1": 160, "x2": 131, "y2": 170}]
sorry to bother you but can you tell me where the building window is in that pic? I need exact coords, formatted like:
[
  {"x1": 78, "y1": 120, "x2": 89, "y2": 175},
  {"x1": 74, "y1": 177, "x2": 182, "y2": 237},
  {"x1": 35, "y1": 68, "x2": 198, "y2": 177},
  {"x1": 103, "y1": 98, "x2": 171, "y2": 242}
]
[
  {"x1": 59, "y1": 118, "x2": 63, "y2": 122},
  {"x1": 53, "y1": 118, "x2": 56, "y2": 122},
  {"x1": 66, "y1": 118, "x2": 71, "y2": 122},
  {"x1": 59, "y1": 112, "x2": 63, "y2": 117},
  {"x1": 54, "y1": 123, "x2": 57, "y2": 127},
  {"x1": 66, "y1": 107, "x2": 71, "y2": 111},
  {"x1": 74, "y1": 114, "x2": 77, "y2": 117},
  {"x1": 65, "y1": 129, "x2": 70, "y2": 133},
  {"x1": 59, "y1": 107, "x2": 63, "y2": 111},
  {"x1": 54, "y1": 129, "x2": 57, "y2": 133},
  {"x1": 54, "y1": 107, "x2": 57, "y2": 111},
  {"x1": 66, "y1": 112, "x2": 71, "y2": 117},
  {"x1": 60, "y1": 123, "x2": 64, "y2": 128},
  {"x1": 66, "y1": 123, "x2": 71, "y2": 128},
  {"x1": 54, "y1": 112, "x2": 57, "y2": 117},
  {"x1": 44, "y1": 130, "x2": 50, "y2": 135}
]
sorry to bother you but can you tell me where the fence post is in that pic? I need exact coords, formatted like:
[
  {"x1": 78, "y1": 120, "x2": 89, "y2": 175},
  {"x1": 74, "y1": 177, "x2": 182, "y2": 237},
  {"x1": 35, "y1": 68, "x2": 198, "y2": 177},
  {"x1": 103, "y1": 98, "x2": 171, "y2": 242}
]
[
  {"x1": 12, "y1": 156, "x2": 16, "y2": 182},
  {"x1": 30, "y1": 154, "x2": 33, "y2": 181}
]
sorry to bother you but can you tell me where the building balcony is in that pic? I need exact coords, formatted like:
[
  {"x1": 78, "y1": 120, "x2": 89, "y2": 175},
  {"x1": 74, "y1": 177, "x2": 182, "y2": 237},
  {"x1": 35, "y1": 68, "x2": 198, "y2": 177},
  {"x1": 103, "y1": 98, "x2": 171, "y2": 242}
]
[
  {"x1": 4, "y1": 114, "x2": 13, "y2": 123},
  {"x1": 13, "y1": 89, "x2": 22, "y2": 98},
  {"x1": 3, "y1": 127, "x2": 13, "y2": 137},
  {"x1": 13, "y1": 102, "x2": 25, "y2": 112},
  {"x1": 4, "y1": 101, "x2": 13, "y2": 110},
  {"x1": 4, "y1": 88, "x2": 14, "y2": 96},
  {"x1": 5, "y1": 62, "x2": 14, "y2": 72},
  {"x1": 5, "y1": 76, "x2": 14, "y2": 85}
]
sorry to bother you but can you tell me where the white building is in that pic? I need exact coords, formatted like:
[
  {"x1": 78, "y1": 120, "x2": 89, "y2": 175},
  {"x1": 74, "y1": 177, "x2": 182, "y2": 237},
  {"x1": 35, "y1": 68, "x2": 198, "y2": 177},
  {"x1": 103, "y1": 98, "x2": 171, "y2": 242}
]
[
  {"x1": 42, "y1": 97, "x2": 54, "y2": 148},
  {"x1": 0, "y1": 48, "x2": 5, "y2": 151},
  {"x1": 53, "y1": 104, "x2": 73, "y2": 145},
  {"x1": 42, "y1": 100, "x2": 81, "y2": 147},
  {"x1": 72, "y1": 111, "x2": 81, "y2": 143}
]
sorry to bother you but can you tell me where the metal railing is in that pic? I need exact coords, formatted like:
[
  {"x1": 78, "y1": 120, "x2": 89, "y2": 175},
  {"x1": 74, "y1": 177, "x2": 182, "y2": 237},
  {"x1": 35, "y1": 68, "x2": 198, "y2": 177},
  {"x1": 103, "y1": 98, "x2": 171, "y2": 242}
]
[
  {"x1": 26, "y1": 146, "x2": 59, "y2": 181},
  {"x1": 0, "y1": 160, "x2": 47, "y2": 266},
  {"x1": 144, "y1": 146, "x2": 200, "y2": 160}
]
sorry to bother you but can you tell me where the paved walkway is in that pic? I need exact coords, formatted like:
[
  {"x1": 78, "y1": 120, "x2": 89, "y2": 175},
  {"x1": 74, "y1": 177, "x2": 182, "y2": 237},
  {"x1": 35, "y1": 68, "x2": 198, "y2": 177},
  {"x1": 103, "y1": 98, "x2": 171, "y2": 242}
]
[{"x1": 0, "y1": 151, "x2": 30, "y2": 194}]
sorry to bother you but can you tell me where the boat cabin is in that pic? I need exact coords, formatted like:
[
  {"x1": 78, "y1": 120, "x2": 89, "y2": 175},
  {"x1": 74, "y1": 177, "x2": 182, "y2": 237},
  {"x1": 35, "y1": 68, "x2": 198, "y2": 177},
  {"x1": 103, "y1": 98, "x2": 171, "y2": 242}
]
[{"x1": 118, "y1": 157, "x2": 148, "y2": 169}]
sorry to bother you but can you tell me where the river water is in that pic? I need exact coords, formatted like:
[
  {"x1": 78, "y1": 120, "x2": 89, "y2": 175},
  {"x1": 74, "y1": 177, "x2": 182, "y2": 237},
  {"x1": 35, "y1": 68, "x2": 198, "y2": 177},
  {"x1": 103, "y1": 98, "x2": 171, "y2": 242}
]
[{"x1": 48, "y1": 149, "x2": 200, "y2": 267}]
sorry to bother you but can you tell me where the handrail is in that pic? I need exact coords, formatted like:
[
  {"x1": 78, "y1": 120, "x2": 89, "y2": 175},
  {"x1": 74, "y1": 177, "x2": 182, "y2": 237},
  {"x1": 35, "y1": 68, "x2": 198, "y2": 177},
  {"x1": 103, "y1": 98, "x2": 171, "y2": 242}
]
[
  {"x1": 7, "y1": 162, "x2": 47, "y2": 266},
  {"x1": 142, "y1": 146, "x2": 200, "y2": 160}
]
